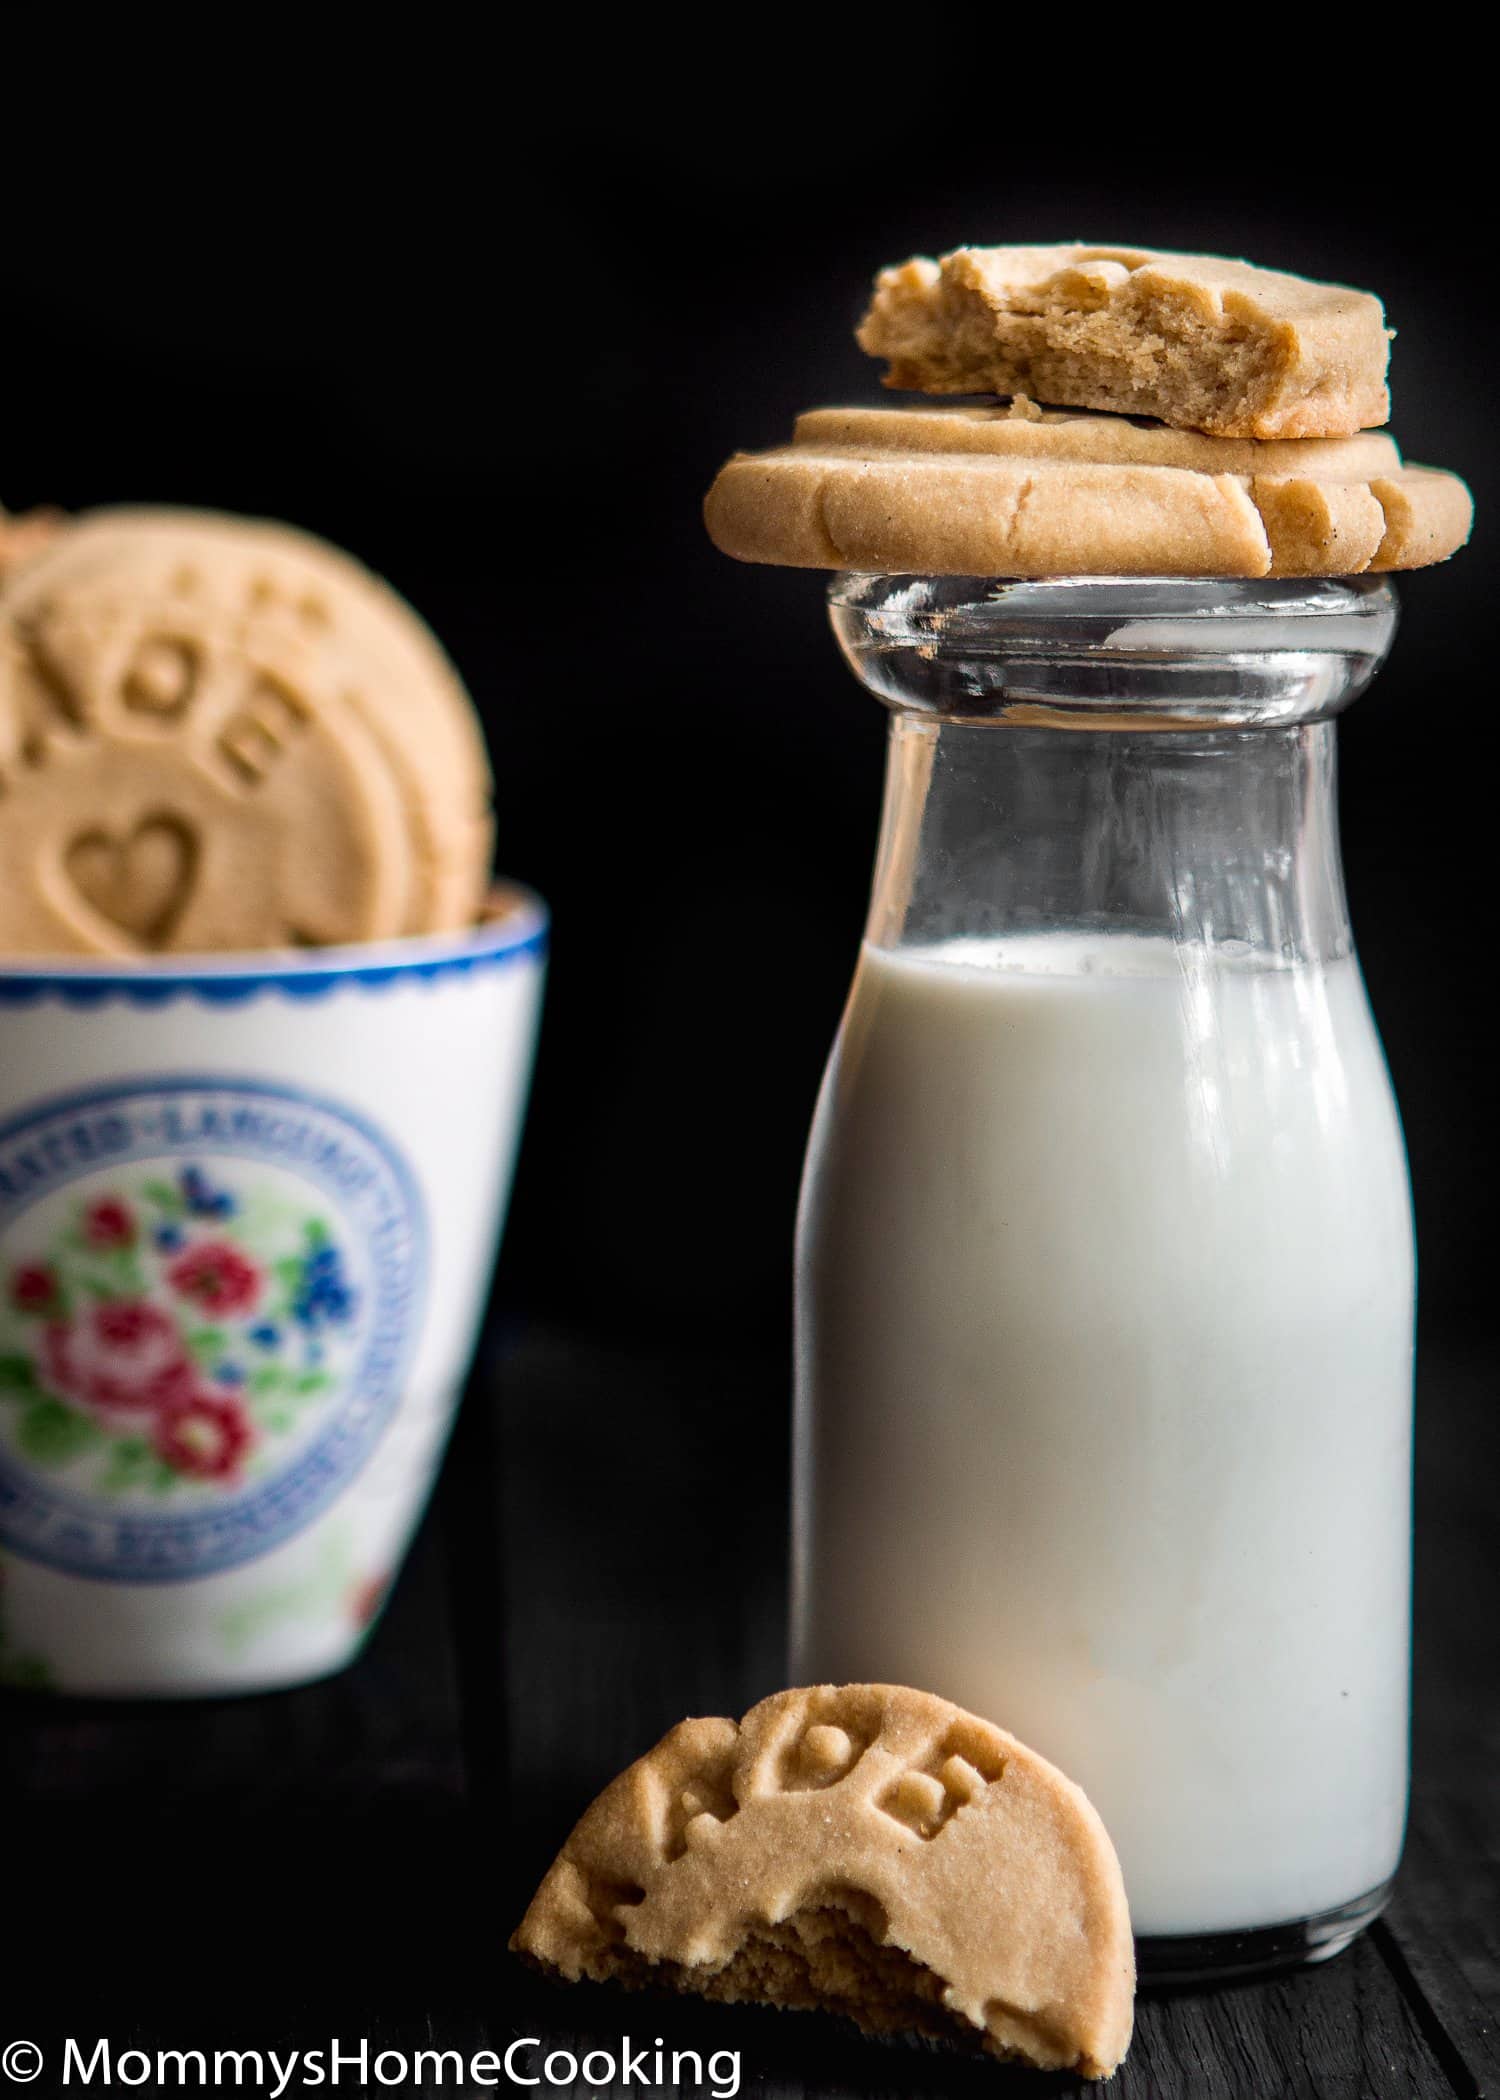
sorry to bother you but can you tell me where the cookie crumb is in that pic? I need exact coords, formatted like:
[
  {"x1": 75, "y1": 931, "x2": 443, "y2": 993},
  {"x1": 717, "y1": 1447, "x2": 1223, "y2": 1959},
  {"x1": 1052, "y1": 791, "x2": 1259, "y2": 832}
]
[{"x1": 0, "y1": 506, "x2": 66, "y2": 579}]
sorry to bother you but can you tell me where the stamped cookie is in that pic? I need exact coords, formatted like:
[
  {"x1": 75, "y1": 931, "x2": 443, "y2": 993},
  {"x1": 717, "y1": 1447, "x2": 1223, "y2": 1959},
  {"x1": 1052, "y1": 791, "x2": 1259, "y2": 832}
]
[
  {"x1": 511, "y1": 1683, "x2": 1135, "y2": 2080},
  {"x1": 858, "y1": 244, "x2": 1392, "y2": 440},
  {"x1": 0, "y1": 612, "x2": 415, "y2": 953},
  {"x1": 705, "y1": 402, "x2": 1472, "y2": 578},
  {"x1": 0, "y1": 508, "x2": 492, "y2": 936}
]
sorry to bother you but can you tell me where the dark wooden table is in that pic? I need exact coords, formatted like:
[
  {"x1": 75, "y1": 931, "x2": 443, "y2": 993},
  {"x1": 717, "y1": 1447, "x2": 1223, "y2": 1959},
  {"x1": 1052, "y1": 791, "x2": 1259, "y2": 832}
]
[{"x1": 3, "y1": 1330, "x2": 1495, "y2": 2098}]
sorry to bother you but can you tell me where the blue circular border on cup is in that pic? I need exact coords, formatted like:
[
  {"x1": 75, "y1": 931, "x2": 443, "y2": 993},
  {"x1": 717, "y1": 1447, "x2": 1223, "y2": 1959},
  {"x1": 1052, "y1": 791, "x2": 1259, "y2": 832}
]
[{"x1": 0, "y1": 1074, "x2": 428, "y2": 1584}]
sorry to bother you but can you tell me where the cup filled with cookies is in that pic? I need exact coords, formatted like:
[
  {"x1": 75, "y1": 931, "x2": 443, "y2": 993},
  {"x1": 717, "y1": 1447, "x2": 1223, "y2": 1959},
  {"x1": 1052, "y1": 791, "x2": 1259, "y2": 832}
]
[{"x1": 0, "y1": 504, "x2": 544, "y2": 1696}]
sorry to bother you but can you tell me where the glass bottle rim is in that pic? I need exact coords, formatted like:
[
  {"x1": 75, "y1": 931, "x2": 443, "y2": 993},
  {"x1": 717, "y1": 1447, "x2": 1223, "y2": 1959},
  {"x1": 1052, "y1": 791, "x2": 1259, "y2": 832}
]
[{"x1": 828, "y1": 572, "x2": 1399, "y2": 730}]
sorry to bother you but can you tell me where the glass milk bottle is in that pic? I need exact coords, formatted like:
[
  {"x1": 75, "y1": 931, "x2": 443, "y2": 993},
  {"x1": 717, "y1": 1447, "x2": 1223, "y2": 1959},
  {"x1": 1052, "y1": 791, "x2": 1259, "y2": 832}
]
[{"x1": 792, "y1": 574, "x2": 1414, "y2": 1980}]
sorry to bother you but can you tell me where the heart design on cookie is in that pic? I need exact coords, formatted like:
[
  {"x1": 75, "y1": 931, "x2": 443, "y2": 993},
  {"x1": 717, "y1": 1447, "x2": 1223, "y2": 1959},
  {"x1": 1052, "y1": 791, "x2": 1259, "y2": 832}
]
[{"x1": 64, "y1": 813, "x2": 199, "y2": 949}]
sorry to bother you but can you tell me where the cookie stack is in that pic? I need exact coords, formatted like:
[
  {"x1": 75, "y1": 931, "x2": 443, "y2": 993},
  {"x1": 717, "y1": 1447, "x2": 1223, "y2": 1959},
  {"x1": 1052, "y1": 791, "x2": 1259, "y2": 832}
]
[
  {"x1": 706, "y1": 243, "x2": 1472, "y2": 576},
  {"x1": 0, "y1": 507, "x2": 493, "y2": 956}
]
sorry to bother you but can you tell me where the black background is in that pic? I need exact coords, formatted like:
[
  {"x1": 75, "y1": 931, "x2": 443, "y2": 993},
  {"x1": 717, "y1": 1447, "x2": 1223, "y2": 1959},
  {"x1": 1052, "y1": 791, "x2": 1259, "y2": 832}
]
[{"x1": 3, "y1": 76, "x2": 1494, "y2": 1364}]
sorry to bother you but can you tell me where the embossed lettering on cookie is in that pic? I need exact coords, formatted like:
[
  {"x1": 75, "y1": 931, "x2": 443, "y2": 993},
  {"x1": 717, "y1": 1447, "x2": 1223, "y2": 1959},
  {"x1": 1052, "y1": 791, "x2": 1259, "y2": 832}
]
[
  {"x1": 0, "y1": 505, "x2": 495, "y2": 954},
  {"x1": 0, "y1": 1076, "x2": 424, "y2": 1582}
]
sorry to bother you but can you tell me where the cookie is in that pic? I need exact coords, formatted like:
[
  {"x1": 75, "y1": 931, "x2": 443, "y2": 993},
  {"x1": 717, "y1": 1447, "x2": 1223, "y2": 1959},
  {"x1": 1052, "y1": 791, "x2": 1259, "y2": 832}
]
[
  {"x1": 0, "y1": 612, "x2": 416, "y2": 953},
  {"x1": 511, "y1": 1683, "x2": 1135, "y2": 2080},
  {"x1": 857, "y1": 245, "x2": 1391, "y2": 440},
  {"x1": 704, "y1": 402, "x2": 1472, "y2": 577},
  {"x1": 0, "y1": 508, "x2": 492, "y2": 937}
]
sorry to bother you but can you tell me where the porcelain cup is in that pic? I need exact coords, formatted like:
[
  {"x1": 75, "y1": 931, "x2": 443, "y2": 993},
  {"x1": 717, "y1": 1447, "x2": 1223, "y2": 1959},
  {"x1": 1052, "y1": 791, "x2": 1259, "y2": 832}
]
[{"x1": 0, "y1": 888, "x2": 545, "y2": 1695}]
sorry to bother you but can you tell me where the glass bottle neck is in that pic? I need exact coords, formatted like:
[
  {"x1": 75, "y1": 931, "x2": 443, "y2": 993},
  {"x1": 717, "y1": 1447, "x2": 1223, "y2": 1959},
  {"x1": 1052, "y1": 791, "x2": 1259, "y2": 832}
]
[
  {"x1": 833, "y1": 573, "x2": 1399, "y2": 972},
  {"x1": 868, "y1": 715, "x2": 1350, "y2": 965}
]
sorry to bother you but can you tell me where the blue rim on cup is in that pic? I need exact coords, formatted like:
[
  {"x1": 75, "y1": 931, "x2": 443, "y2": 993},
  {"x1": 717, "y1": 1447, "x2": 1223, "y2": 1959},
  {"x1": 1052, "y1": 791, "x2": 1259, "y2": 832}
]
[{"x1": 0, "y1": 882, "x2": 549, "y2": 1005}]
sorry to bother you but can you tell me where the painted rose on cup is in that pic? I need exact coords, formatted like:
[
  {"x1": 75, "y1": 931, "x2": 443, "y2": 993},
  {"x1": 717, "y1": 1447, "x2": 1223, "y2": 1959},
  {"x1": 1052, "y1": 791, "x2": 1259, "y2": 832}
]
[{"x1": 0, "y1": 1164, "x2": 361, "y2": 1501}]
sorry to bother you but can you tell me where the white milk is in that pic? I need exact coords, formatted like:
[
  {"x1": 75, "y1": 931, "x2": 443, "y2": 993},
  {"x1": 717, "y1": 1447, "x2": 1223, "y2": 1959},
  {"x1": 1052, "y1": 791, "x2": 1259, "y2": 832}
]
[{"x1": 793, "y1": 935, "x2": 1414, "y2": 1936}]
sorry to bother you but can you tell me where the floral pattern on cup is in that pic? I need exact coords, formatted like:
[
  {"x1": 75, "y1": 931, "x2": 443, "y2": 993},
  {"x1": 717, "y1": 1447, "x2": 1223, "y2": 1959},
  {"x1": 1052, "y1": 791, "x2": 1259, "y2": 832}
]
[{"x1": 0, "y1": 1165, "x2": 359, "y2": 1500}]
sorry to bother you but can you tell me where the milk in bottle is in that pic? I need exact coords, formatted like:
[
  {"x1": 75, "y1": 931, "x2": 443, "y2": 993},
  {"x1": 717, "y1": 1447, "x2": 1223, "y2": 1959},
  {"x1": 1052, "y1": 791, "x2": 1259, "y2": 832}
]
[{"x1": 792, "y1": 575, "x2": 1414, "y2": 1975}]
